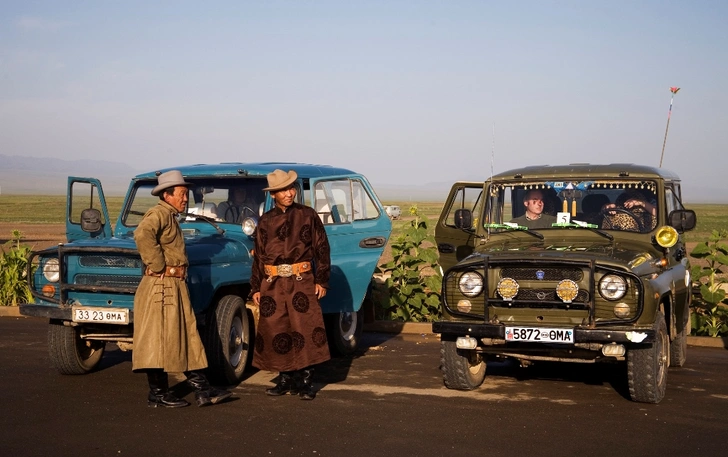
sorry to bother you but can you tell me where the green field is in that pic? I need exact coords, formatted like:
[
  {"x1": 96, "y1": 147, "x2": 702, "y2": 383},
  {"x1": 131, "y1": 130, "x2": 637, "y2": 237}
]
[{"x1": 0, "y1": 195, "x2": 725, "y2": 244}]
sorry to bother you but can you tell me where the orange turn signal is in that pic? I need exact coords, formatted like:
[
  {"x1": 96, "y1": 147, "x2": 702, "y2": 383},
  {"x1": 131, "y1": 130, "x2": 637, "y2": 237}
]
[{"x1": 41, "y1": 284, "x2": 56, "y2": 297}]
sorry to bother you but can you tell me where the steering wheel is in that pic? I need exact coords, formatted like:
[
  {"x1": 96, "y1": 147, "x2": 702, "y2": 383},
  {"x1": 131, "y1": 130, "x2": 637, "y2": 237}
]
[
  {"x1": 600, "y1": 206, "x2": 645, "y2": 232},
  {"x1": 223, "y1": 205, "x2": 257, "y2": 223}
]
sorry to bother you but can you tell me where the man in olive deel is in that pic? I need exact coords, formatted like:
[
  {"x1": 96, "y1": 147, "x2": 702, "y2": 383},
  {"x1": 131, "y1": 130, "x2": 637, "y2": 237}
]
[{"x1": 133, "y1": 170, "x2": 232, "y2": 408}]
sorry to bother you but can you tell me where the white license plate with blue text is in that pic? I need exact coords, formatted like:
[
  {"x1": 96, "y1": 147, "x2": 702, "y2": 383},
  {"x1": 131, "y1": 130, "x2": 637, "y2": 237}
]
[
  {"x1": 505, "y1": 326, "x2": 574, "y2": 343},
  {"x1": 72, "y1": 306, "x2": 129, "y2": 324}
]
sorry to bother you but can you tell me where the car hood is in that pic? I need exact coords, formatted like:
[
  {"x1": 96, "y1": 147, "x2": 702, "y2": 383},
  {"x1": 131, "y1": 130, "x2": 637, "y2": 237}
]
[
  {"x1": 462, "y1": 237, "x2": 664, "y2": 276},
  {"x1": 35, "y1": 234, "x2": 253, "y2": 267}
]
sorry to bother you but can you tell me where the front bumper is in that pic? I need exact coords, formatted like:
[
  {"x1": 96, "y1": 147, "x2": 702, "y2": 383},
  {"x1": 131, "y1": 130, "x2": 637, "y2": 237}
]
[
  {"x1": 19, "y1": 304, "x2": 136, "y2": 323},
  {"x1": 432, "y1": 321, "x2": 656, "y2": 344}
]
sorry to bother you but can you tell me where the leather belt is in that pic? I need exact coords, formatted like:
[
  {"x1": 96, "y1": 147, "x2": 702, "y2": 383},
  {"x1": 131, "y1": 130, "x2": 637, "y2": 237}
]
[
  {"x1": 264, "y1": 262, "x2": 311, "y2": 281},
  {"x1": 145, "y1": 265, "x2": 187, "y2": 278}
]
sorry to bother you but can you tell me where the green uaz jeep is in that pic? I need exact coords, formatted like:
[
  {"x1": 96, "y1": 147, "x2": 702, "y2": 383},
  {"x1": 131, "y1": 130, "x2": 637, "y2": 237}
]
[{"x1": 432, "y1": 163, "x2": 696, "y2": 403}]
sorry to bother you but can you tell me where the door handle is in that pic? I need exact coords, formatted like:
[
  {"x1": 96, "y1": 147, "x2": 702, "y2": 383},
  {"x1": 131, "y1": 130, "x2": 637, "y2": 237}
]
[
  {"x1": 359, "y1": 237, "x2": 386, "y2": 248},
  {"x1": 438, "y1": 243, "x2": 455, "y2": 253}
]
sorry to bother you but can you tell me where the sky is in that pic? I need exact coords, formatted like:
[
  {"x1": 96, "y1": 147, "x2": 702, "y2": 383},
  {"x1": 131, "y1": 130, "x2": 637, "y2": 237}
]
[{"x1": 1, "y1": 1, "x2": 727, "y2": 201}]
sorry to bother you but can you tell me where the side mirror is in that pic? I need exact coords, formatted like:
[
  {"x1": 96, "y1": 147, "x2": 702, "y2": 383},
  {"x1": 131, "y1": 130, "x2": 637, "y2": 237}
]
[
  {"x1": 454, "y1": 209, "x2": 472, "y2": 229},
  {"x1": 80, "y1": 208, "x2": 103, "y2": 233},
  {"x1": 668, "y1": 209, "x2": 697, "y2": 233}
]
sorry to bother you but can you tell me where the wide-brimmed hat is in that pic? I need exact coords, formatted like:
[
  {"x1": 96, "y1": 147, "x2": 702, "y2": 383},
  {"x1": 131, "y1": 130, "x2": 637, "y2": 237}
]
[
  {"x1": 263, "y1": 169, "x2": 298, "y2": 192},
  {"x1": 151, "y1": 170, "x2": 193, "y2": 196}
]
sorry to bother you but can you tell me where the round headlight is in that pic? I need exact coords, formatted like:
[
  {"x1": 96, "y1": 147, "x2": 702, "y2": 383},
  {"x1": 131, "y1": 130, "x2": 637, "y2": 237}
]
[
  {"x1": 556, "y1": 279, "x2": 579, "y2": 303},
  {"x1": 599, "y1": 274, "x2": 627, "y2": 300},
  {"x1": 43, "y1": 258, "x2": 60, "y2": 283},
  {"x1": 497, "y1": 277, "x2": 519, "y2": 300},
  {"x1": 655, "y1": 226, "x2": 678, "y2": 248},
  {"x1": 242, "y1": 217, "x2": 257, "y2": 236},
  {"x1": 458, "y1": 272, "x2": 483, "y2": 297}
]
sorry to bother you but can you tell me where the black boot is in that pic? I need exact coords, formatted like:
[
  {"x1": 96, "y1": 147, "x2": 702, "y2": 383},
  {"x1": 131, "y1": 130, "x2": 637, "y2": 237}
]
[
  {"x1": 298, "y1": 368, "x2": 316, "y2": 401},
  {"x1": 265, "y1": 371, "x2": 296, "y2": 396},
  {"x1": 185, "y1": 370, "x2": 233, "y2": 407},
  {"x1": 146, "y1": 369, "x2": 190, "y2": 408}
]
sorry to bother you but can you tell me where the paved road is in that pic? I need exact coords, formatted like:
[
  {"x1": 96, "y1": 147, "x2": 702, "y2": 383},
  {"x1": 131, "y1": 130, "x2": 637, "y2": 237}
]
[{"x1": 2, "y1": 317, "x2": 727, "y2": 457}]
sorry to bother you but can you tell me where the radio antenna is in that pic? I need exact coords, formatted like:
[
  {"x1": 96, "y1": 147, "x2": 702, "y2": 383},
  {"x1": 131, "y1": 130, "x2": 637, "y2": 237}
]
[
  {"x1": 490, "y1": 122, "x2": 495, "y2": 181},
  {"x1": 659, "y1": 86, "x2": 680, "y2": 168}
]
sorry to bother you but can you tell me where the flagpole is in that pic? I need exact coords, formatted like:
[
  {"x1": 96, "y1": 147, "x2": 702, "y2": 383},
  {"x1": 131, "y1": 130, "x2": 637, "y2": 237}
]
[{"x1": 659, "y1": 86, "x2": 680, "y2": 168}]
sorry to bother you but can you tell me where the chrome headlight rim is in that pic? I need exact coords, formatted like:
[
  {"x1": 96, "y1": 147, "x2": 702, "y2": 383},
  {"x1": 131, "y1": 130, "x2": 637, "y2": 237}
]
[
  {"x1": 43, "y1": 258, "x2": 60, "y2": 283},
  {"x1": 241, "y1": 217, "x2": 257, "y2": 236},
  {"x1": 599, "y1": 274, "x2": 628, "y2": 301},
  {"x1": 458, "y1": 271, "x2": 484, "y2": 298}
]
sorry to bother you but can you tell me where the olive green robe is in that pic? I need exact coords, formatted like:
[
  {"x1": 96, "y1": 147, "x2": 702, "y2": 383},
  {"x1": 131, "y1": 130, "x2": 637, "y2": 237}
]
[{"x1": 132, "y1": 201, "x2": 208, "y2": 373}]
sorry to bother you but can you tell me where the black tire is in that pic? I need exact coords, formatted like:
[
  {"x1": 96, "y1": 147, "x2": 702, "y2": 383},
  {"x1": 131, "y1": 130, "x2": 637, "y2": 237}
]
[
  {"x1": 203, "y1": 295, "x2": 251, "y2": 385},
  {"x1": 670, "y1": 323, "x2": 688, "y2": 367},
  {"x1": 325, "y1": 310, "x2": 363, "y2": 357},
  {"x1": 440, "y1": 339, "x2": 486, "y2": 390},
  {"x1": 47, "y1": 320, "x2": 105, "y2": 375},
  {"x1": 627, "y1": 312, "x2": 669, "y2": 403}
]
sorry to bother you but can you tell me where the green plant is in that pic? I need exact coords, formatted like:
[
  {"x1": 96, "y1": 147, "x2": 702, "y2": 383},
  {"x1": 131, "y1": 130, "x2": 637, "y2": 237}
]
[
  {"x1": 376, "y1": 205, "x2": 442, "y2": 322},
  {"x1": 0, "y1": 230, "x2": 36, "y2": 306},
  {"x1": 689, "y1": 228, "x2": 728, "y2": 337}
]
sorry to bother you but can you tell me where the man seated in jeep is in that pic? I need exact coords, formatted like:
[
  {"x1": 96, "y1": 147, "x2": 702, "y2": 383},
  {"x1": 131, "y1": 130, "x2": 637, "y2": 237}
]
[{"x1": 510, "y1": 188, "x2": 557, "y2": 229}]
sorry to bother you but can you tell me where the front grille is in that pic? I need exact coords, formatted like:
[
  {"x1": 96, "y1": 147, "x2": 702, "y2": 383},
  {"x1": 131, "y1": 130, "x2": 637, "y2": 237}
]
[
  {"x1": 500, "y1": 267, "x2": 583, "y2": 281},
  {"x1": 511, "y1": 288, "x2": 590, "y2": 304},
  {"x1": 79, "y1": 255, "x2": 143, "y2": 269},
  {"x1": 75, "y1": 274, "x2": 141, "y2": 288}
]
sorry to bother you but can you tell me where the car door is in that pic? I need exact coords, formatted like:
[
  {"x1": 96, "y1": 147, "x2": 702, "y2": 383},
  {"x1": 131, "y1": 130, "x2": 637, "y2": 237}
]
[
  {"x1": 435, "y1": 182, "x2": 484, "y2": 273},
  {"x1": 307, "y1": 175, "x2": 392, "y2": 313},
  {"x1": 66, "y1": 177, "x2": 112, "y2": 242}
]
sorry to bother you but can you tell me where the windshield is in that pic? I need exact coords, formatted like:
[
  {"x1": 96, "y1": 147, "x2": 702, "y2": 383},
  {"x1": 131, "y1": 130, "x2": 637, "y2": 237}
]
[
  {"x1": 481, "y1": 179, "x2": 659, "y2": 234},
  {"x1": 122, "y1": 177, "x2": 269, "y2": 227}
]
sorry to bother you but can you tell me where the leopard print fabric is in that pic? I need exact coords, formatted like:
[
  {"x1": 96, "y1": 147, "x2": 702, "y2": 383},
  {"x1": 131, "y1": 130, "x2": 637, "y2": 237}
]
[{"x1": 602, "y1": 208, "x2": 655, "y2": 233}]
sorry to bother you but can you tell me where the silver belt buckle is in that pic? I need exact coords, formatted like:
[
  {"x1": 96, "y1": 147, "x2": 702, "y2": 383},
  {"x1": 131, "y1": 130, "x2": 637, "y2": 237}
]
[{"x1": 277, "y1": 264, "x2": 293, "y2": 278}]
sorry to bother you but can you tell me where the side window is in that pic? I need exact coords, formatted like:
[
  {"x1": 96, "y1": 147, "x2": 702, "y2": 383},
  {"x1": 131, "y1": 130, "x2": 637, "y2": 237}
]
[
  {"x1": 665, "y1": 185, "x2": 679, "y2": 215},
  {"x1": 70, "y1": 181, "x2": 107, "y2": 225},
  {"x1": 444, "y1": 186, "x2": 483, "y2": 228},
  {"x1": 313, "y1": 179, "x2": 354, "y2": 225}
]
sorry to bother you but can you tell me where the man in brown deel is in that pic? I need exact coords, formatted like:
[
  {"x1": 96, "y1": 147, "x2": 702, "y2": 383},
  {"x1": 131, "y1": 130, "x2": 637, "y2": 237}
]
[
  {"x1": 133, "y1": 170, "x2": 232, "y2": 408},
  {"x1": 251, "y1": 169, "x2": 331, "y2": 400}
]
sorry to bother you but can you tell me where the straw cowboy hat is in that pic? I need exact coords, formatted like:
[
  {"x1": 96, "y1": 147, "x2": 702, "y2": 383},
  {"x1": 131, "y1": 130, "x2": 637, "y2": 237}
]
[
  {"x1": 151, "y1": 170, "x2": 193, "y2": 196},
  {"x1": 263, "y1": 169, "x2": 298, "y2": 192}
]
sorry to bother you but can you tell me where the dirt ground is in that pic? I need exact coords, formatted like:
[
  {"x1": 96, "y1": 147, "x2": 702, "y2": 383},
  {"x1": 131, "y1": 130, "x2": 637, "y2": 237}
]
[{"x1": 0, "y1": 223, "x2": 66, "y2": 250}]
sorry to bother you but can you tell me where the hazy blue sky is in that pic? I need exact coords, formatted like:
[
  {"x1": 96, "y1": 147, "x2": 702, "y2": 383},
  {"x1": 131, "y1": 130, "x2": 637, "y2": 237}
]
[{"x1": 1, "y1": 1, "x2": 727, "y2": 201}]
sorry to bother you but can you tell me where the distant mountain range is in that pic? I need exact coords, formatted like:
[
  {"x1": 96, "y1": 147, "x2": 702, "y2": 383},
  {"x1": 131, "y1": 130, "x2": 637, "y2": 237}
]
[
  {"x1": 0, "y1": 154, "x2": 450, "y2": 200},
  {"x1": 0, "y1": 154, "x2": 141, "y2": 195},
  {"x1": 1, "y1": 155, "x2": 721, "y2": 203}
]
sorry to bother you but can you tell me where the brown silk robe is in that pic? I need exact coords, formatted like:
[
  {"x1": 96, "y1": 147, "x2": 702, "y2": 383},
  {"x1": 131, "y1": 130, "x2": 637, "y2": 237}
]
[{"x1": 251, "y1": 202, "x2": 331, "y2": 372}]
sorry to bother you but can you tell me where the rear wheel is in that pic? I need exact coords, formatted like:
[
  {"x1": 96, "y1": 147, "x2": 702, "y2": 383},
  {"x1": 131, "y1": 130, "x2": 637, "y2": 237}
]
[
  {"x1": 326, "y1": 310, "x2": 363, "y2": 356},
  {"x1": 440, "y1": 338, "x2": 486, "y2": 390},
  {"x1": 627, "y1": 312, "x2": 669, "y2": 403},
  {"x1": 203, "y1": 295, "x2": 251, "y2": 384},
  {"x1": 47, "y1": 320, "x2": 105, "y2": 375}
]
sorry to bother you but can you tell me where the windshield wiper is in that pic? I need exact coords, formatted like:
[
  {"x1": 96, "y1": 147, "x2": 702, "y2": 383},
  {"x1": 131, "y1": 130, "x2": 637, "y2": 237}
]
[
  {"x1": 554, "y1": 221, "x2": 614, "y2": 241},
  {"x1": 484, "y1": 223, "x2": 544, "y2": 240},
  {"x1": 181, "y1": 212, "x2": 225, "y2": 235}
]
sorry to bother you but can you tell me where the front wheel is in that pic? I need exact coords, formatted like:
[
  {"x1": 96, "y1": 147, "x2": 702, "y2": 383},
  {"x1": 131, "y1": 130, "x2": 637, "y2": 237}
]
[
  {"x1": 47, "y1": 320, "x2": 105, "y2": 375},
  {"x1": 325, "y1": 310, "x2": 363, "y2": 356},
  {"x1": 440, "y1": 339, "x2": 486, "y2": 390},
  {"x1": 203, "y1": 295, "x2": 251, "y2": 385},
  {"x1": 627, "y1": 312, "x2": 669, "y2": 403}
]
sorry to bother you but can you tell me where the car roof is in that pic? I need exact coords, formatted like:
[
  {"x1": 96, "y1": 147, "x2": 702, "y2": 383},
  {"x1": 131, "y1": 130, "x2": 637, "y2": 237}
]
[
  {"x1": 492, "y1": 163, "x2": 681, "y2": 181},
  {"x1": 133, "y1": 162, "x2": 356, "y2": 180}
]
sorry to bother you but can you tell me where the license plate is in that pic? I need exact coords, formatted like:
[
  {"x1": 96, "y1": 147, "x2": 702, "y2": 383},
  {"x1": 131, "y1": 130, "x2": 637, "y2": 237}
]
[
  {"x1": 505, "y1": 326, "x2": 574, "y2": 344},
  {"x1": 72, "y1": 307, "x2": 129, "y2": 324}
]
